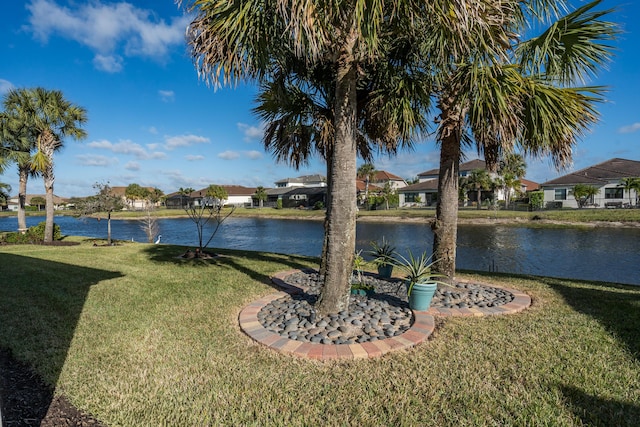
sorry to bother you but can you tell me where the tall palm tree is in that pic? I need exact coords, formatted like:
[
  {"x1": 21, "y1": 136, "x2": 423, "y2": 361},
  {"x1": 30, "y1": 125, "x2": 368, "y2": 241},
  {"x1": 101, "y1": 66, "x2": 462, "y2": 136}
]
[
  {"x1": 429, "y1": 0, "x2": 617, "y2": 278},
  {"x1": 5, "y1": 88, "x2": 87, "y2": 242},
  {"x1": 1, "y1": 92, "x2": 40, "y2": 233},
  {"x1": 182, "y1": 0, "x2": 451, "y2": 315}
]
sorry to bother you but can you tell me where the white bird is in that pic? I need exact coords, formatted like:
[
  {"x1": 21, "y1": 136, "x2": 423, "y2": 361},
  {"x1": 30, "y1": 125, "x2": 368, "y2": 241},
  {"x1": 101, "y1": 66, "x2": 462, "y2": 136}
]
[{"x1": 154, "y1": 235, "x2": 162, "y2": 244}]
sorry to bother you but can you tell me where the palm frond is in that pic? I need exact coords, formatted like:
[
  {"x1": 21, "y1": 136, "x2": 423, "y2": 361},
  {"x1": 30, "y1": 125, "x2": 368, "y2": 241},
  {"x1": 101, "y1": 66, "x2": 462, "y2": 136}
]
[{"x1": 516, "y1": 0, "x2": 618, "y2": 84}]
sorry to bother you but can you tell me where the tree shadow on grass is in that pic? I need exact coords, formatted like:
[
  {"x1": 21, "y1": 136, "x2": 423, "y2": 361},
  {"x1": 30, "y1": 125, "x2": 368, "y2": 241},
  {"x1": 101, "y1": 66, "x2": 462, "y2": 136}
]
[
  {"x1": 542, "y1": 278, "x2": 640, "y2": 362},
  {"x1": 559, "y1": 384, "x2": 640, "y2": 427},
  {"x1": 0, "y1": 253, "x2": 123, "y2": 425},
  {"x1": 141, "y1": 244, "x2": 318, "y2": 292}
]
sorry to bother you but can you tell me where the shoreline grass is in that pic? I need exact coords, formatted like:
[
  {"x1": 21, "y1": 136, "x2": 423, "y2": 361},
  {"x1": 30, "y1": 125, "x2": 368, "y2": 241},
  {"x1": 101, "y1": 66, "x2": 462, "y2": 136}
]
[
  {"x1": 3, "y1": 206, "x2": 640, "y2": 227},
  {"x1": 1, "y1": 240, "x2": 639, "y2": 425}
]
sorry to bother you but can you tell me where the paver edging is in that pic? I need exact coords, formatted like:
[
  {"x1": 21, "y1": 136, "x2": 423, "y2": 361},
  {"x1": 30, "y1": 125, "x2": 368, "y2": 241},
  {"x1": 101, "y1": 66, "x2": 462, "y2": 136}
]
[{"x1": 238, "y1": 270, "x2": 532, "y2": 360}]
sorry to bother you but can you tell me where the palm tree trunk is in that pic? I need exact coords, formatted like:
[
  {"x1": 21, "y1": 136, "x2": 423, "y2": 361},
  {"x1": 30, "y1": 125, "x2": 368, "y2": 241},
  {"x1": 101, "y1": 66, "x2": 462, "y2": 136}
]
[
  {"x1": 316, "y1": 45, "x2": 358, "y2": 316},
  {"x1": 432, "y1": 92, "x2": 465, "y2": 280},
  {"x1": 17, "y1": 167, "x2": 28, "y2": 233},
  {"x1": 476, "y1": 188, "x2": 482, "y2": 209},
  {"x1": 43, "y1": 166, "x2": 55, "y2": 242},
  {"x1": 41, "y1": 134, "x2": 56, "y2": 243}
]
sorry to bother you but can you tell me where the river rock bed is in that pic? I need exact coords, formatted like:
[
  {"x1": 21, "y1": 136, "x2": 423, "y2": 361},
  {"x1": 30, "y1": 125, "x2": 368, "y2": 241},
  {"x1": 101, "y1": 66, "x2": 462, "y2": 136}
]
[{"x1": 258, "y1": 271, "x2": 515, "y2": 345}]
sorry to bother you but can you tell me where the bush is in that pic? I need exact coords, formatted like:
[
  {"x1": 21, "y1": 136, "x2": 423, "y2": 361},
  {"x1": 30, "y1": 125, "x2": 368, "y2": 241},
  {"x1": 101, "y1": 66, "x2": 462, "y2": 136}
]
[
  {"x1": 275, "y1": 199, "x2": 283, "y2": 210},
  {"x1": 0, "y1": 221, "x2": 61, "y2": 244},
  {"x1": 313, "y1": 201, "x2": 325, "y2": 210}
]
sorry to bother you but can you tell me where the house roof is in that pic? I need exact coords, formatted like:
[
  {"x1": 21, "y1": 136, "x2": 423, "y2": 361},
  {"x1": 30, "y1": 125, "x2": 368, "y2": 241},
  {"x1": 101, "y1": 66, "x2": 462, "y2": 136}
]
[
  {"x1": 397, "y1": 180, "x2": 439, "y2": 192},
  {"x1": 109, "y1": 186, "x2": 157, "y2": 197},
  {"x1": 274, "y1": 174, "x2": 326, "y2": 185},
  {"x1": 541, "y1": 158, "x2": 640, "y2": 186},
  {"x1": 191, "y1": 185, "x2": 257, "y2": 196},
  {"x1": 519, "y1": 178, "x2": 540, "y2": 191},
  {"x1": 356, "y1": 180, "x2": 382, "y2": 191},
  {"x1": 372, "y1": 170, "x2": 405, "y2": 182},
  {"x1": 418, "y1": 159, "x2": 487, "y2": 177}
]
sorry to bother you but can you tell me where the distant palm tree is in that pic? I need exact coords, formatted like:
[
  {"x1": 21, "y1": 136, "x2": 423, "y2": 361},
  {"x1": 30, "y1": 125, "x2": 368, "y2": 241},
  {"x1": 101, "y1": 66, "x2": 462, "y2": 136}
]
[
  {"x1": 464, "y1": 169, "x2": 493, "y2": 210},
  {"x1": 0, "y1": 182, "x2": 11, "y2": 206},
  {"x1": 254, "y1": 186, "x2": 267, "y2": 208},
  {"x1": 6, "y1": 88, "x2": 87, "y2": 242},
  {"x1": 620, "y1": 177, "x2": 640, "y2": 207},
  {"x1": 357, "y1": 163, "x2": 376, "y2": 207},
  {"x1": 498, "y1": 153, "x2": 527, "y2": 208}
]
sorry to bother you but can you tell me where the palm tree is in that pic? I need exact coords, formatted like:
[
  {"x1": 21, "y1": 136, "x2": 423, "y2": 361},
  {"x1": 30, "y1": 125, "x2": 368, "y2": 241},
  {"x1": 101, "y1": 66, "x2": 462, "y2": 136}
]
[
  {"x1": 1, "y1": 91, "x2": 40, "y2": 233},
  {"x1": 357, "y1": 163, "x2": 376, "y2": 208},
  {"x1": 621, "y1": 177, "x2": 640, "y2": 207},
  {"x1": 0, "y1": 182, "x2": 11, "y2": 206},
  {"x1": 570, "y1": 184, "x2": 599, "y2": 208},
  {"x1": 178, "y1": 187, "x2": 195, "y2": 209},
  {"x1": 464, "y1": 168, "x2": 493, "y2": 210},
  {"x1": 7, "y1": 88, "x2": 87, "y2": 242},
  {"x1": 498, "y1": 153, "x2": 527, "y2": 208},
  {"x1": 181, "y1": 0, "x2": 450, "y2": 315},
  {"x1": 430, "y1": 0, "x2": 617, "y2": 278},
  {"x1": 254, "y1": 186, "x2": 267, "y2": 208}
]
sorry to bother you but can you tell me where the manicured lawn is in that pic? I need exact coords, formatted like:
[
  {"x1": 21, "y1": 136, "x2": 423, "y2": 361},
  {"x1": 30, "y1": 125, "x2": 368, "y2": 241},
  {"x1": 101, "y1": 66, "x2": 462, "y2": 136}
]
[{"x1": 1, "y1": 240, "x2": 638, "y2": 425}]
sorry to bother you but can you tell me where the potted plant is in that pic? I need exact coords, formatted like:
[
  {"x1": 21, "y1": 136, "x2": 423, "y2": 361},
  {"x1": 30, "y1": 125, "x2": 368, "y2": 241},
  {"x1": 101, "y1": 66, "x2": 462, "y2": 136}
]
[
  {"x1": 394, "y1": 250, "x2": 447, "y2": 311},
  {"x1": 368, "y1": 237, "x2": 396, "y2": 279}
]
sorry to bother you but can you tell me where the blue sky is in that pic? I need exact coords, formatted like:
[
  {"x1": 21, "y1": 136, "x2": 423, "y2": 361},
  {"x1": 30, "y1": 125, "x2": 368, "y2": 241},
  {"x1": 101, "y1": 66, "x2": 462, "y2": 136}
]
[{"x1": 1, "y1": 0, "x2": 638, "y2": 198}]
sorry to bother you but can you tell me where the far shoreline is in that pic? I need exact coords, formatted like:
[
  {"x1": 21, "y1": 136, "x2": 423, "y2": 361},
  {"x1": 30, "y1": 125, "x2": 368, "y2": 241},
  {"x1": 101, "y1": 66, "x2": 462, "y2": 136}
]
[{"x1": 3, "y1": 209, "x2": 640, "y2": 229}]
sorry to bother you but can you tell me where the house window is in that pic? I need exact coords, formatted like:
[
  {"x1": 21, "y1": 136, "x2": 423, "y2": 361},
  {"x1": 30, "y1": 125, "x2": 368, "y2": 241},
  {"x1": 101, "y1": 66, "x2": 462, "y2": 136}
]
[
  {"x1": 554, "y1": 189, "x2": 567, "y2": 200},
  {"x1": 405, "y1": 193, "x2": 419, "y2": 203},
  {"x1": 605, "y1": 188, "x2": 623, "y2": 199}
]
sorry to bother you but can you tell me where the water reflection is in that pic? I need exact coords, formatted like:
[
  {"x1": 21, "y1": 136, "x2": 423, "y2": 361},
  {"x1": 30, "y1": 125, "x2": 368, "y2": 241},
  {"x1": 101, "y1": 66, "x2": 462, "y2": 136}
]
[{"x1": 1, "y1": 215, "x2": 637, "y2": 285}]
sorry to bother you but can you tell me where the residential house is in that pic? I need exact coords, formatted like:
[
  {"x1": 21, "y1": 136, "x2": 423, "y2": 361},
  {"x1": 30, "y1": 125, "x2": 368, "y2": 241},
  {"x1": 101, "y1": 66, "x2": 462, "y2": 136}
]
[
  {"x1": 166, "y1": 185, "x2": 257, "y2": 209},
  {"x1": 399, "y1": 159, "x2": 495, "y2": 207},
  {"x1": 265, "y1": 174, "x2": 327, "y2": 208},
  {"x1": 539, "y1": 158, "x2": 640, "y2": 208},
  {"x1": 274, "y1": 174, "x2": 326, "y2": 188},
  {"x1": 6, "y1": 194, "x2": 68, "y2": 212},
  {"x1": 109, "y1": 186, "x2": 160, "y2": 210},
  {"x1": 370, "y1": 170, "x2": 407, "y2": 190}
]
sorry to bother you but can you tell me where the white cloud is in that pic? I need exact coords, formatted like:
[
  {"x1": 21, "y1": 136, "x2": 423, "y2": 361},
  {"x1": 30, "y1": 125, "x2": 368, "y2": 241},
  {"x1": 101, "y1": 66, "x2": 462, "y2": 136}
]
[
  {"x1": 618, "y1": 123, "x2": 640, "y2": 134},
  {"x1": 185, "y1": 154, "x2": 205, "y2": 161},
  {"x1": 218, "y1": 150, "x2": 240, "y2": 160},
  {"x1": 158, "y1": 90, "x2": 174, "y2": 102},
  {"x1": 125, "y1": 161, "x2": 140, "y2": 171},
  {"x1": 244, "y1": 150, "x2": 263, "y2": 159},
  {"x1": 237, "y1": 122, "x2": 264, "y2": 142},
  {"x1": 0, "y1": 79, "x2": 15, "y2": 95},
  {"x1": 93, "y1": 54, "x2": 123, "y2": 73},
  {"x1": 148, "y1": 126, "x2": 158, "y2": 134},
  {"x1": 25, "y1": 0, "x2": 191, "y2": 72},
  {"x1": 75, "y1": 154, "x2": 118, "y2": 167},
  {"x1": 164, "y1": 134, "x2": 210, "y2": 150},
  {"x1": 88, "y1": 138, "x2": 166, "y2": 160}
]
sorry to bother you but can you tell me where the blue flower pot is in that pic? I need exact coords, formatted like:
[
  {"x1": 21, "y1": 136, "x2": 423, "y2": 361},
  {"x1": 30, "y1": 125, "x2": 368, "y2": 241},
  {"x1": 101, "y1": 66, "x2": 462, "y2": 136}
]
[{"x1": 407, "y1": 282, "x2": 438, "y2": 311}]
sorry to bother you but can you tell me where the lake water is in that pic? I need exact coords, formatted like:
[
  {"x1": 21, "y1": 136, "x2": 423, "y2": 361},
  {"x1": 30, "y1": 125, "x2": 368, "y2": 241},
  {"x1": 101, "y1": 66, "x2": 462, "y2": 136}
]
[{"x1": 1, "y1": 215, "x2": 638, "y2": 286}]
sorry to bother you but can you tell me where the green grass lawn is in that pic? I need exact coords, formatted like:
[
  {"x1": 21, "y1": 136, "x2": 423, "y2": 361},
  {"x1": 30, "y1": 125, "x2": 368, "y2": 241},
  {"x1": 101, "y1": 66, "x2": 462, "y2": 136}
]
[{"x1": 1, "y1": 240, "x2": 639, "y2": 426}]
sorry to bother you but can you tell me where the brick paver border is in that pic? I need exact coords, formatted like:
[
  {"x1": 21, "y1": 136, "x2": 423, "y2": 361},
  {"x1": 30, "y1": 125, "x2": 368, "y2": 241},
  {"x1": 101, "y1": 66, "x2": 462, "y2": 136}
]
[{"x1": 238, "y1": 270, "x2": 531, "y2": 360}]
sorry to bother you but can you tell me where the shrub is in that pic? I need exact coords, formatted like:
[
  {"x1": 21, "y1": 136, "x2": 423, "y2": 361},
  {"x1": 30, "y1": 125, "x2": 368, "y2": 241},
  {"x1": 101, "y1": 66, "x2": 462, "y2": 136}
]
[
  {"x1": 1, "y1": 221, "x2": 62, "y2": 244},
  {"x1": 276, "y1": 199, "x2": 283, "y2": 210},
  {"x1": 313, "y1": 201, "x2": 324, "y2": 210}
]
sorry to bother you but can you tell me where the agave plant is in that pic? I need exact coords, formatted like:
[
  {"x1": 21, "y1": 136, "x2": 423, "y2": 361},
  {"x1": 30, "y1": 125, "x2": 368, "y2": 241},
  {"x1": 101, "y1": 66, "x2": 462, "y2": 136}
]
[{"x1": 394, "y1": 250, "x2": 448, "y2": 296}]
